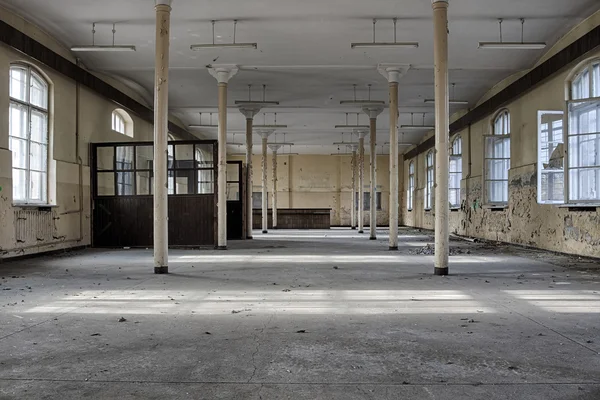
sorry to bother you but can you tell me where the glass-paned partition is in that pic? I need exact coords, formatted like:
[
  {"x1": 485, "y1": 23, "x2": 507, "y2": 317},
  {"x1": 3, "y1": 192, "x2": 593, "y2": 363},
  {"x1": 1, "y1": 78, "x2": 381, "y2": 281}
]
[{"x1": 93, "y1": 141, "x2": 216, "y2": 197}]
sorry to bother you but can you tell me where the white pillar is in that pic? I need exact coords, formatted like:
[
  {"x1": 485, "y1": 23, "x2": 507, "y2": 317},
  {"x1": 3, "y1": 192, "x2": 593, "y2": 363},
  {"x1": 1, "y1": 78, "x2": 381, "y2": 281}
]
[
  {"x1": 378, "y1": 65, "x2": 408, "y2": 250},
  {"x1": 433, "y1": 0, "x2": 450, "y2": 275},
  {"x1": 363, "y1": 107, "x2": 383, "y2": 240},
  {"x1": 153, "y1": 0, "x2": 171, "y2": 274},
  {"x1": 259, "y1": 131, "x2": 272, "y2": 233},
  {"x1": 269, "y1": 144, "x2": 282, "y2": 229},
  {"x1": 208, "y1": 65, "x2": 238, "y2": 250},
  {"x1": 239, "y1": 106, "x2": 262, "y2": 239},
  {"x1": 350, "y1": 145, "x2": 358, "y2": 230},
  {"x1": 357, "y1": 130, "x2": 367, "y2": 234}
]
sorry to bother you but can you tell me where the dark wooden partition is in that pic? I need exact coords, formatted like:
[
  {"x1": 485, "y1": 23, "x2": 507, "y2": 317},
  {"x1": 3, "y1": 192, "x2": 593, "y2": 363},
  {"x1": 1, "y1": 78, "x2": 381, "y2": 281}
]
[{"x1": 91, "y1": 140, "x2": 217, "y2": 248}]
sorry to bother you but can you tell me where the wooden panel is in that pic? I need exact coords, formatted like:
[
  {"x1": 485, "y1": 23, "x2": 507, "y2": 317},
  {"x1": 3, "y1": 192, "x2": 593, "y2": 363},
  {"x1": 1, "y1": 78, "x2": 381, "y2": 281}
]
[
  {"x1": 93, "y1": 195, "x2": 215, "y2": 247},
  {"x1": 253, "y1": 209, "x2": 331, "y2": 230},
  {"x1": 0, "y1": 20, "x2": 194, "y2": 140}
]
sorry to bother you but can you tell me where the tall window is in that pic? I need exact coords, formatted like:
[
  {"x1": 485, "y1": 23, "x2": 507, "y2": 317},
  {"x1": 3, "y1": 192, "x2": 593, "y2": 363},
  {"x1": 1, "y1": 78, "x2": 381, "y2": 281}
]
[
  {"x1": 407, "y1": 161, "x2": 415, "y2": 210},
  {"x1": 9, "y1": 64, "x2": 50, "y2": 204},
  {"x1": 538, "y1": 111, "x2": 564, "y2": 204},
  {"x1": 112, "y1": 109, "x2": 133, "y2": 137},
  {"x1": 449, "y1": 136, "x2": 462, "y2": 208},
  {"x1": 567, "y1": 59, "x2": 600, "y2": 203},
  {"x1": 425, "y1": 150, "x2": 434, "y2": 210},
  {"x1": 484, "y1": 110, "x2": 511, "y2": 205},
  {"x1": 355, "y1": 192, "x2": 382, "y2": 211}
]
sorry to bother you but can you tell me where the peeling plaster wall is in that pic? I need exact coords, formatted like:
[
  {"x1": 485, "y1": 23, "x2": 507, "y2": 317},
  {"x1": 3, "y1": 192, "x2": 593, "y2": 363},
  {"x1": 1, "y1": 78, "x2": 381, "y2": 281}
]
[
  {"x1": 402, "y1": 12, "x2": 600, "y2": 259},
  {"x1": 0, "y1": 9, "x2": 186, "y2": 259},
  {"x1": 230, "y1": 154, "x2": 395, "y2": 227}
]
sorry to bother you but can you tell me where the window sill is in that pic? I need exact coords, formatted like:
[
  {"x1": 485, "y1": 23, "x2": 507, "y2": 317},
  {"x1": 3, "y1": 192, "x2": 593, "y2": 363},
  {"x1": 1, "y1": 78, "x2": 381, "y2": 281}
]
[
  {"x1": 450, "y1": 208, "x2": 460, "y2": 212},
  {"x1": 13, "y1": 203, "x2": 58, "y2": 210},
  {"x1": 483, "y1": 204, "x2": 508, "y2": 211},
  {"x1": 558, "y1": 204, "x2": 599, "y2": 211}
]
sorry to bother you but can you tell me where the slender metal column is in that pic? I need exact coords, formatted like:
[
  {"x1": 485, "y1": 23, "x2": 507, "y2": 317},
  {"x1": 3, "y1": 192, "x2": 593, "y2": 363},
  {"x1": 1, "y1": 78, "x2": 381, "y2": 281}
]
[
  {"x1": 208, "y1": 65, "x2": 238, "y2": 250},
  {"x1": 259, "y1": 131, "x2": 272, "y2": 233},
  {"x1": 269, "y1": 145, "x2": 282, "y2": 228},
  {"x1": 433, "y1": 0, "x2": 450, "y2": 275},
  {"x1": 378, "y1": 65, "x2": 407, "y2": 250},
  {"x1": 238, "y1": 106, "x2": 262, "y2": 239},
  {"x1": 350, "y1": 145, "x2": 358, "y2": 230},
  {"x1": 153, "y1": 0, "x2": 171, "y2": 274},
  {"x1": 363, "y1": 107, "x2": 383, "y2": 240},
  {"x1": 357, "y1": 130, "x2": 367, "y2": 234}
]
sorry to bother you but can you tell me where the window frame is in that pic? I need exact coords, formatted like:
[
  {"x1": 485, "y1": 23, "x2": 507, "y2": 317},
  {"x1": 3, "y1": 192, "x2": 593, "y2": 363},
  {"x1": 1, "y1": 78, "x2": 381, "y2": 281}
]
[
  {"x1": 425, "y1": 150, "x2": 434, "y2": 210},
  {"x1": 449, "y1": 135, "x2": 462, "y2": 209},
  {"x1": 565, "y1": 58, "x2": 600, "y2": 205},
  {"x1": 9, "y1": 63, "x2": 50, "y2": 205},
  {"x1": 537, "y1": 110, "x2": 565, "y2": 205},
  {"x1": 407, "y1": 161, "x2": 415, "y2": 211},
  {"x1": 111, "y1": 109, "x2": 134, "y2": 137},
  {"x1": 483, "y1": 109, "x2": 511, "y2": 207}
]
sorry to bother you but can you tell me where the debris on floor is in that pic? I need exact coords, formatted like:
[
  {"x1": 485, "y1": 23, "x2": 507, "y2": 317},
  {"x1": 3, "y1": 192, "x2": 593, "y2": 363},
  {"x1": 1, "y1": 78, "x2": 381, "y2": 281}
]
[{"x1": 410, "y1": 244, "x2": 469, "y2": 256}]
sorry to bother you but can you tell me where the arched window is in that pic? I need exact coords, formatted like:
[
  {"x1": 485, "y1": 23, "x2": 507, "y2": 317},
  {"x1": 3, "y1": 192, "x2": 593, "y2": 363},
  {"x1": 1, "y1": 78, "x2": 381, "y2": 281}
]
[
  {"x1": 425, "y1": 150, "x2": 434, "y2": 210},
  {"x1": 484, "y1": 110, "x2": 511, "y2": 205},
  {"x1": 407, "y1": 161, "x2": 415, "y2": 210},
  {"x1": 9, "y1": 64, "x2": 50, "y2": 203},
  {"x1": 567, "y1": 58, "x2": 600, "y2": 203},
  {"x1": 449, "y1": 136, "x2": 462, "y2": 208},
  {"x1": 111, "y1": 109, "x2": 133, "y2": 137}
]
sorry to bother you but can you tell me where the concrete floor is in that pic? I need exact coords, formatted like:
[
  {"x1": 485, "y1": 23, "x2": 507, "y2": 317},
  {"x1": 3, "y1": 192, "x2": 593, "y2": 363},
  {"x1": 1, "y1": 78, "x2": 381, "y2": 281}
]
[{"x1": 0, "y1": 228, "x2": 599, "y2": 399}]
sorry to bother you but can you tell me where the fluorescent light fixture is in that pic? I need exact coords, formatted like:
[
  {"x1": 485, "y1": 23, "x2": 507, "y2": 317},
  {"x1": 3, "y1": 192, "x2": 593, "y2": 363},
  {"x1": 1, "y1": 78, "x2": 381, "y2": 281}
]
[
  {"x1": 189, "y1": 124, "x2": 218, "y2": 128},
  {"x1": 478, "y1": 42, "x2": 546, "y2": 50},
  {"x1": 191, "y1": 43, "x2": 257, "y2": 50},
  {"x1": 351, "y1": 42, "x2": 419, "y2": 49},
  {"x1": 400, "y1": 125, "x2": 435, "y2": 130},
  {"x1": 253, "y1": 125, "x2": 288, "y2": 129},
  {"x1": 334, "y1": 125, "x2": 370, "y2": 129},
  {"x1": 339, "y1": 100, "x2": 385, "y2": 105},
  {"x1": 424, "y1": 99, "x2": 469, "y2": 105},
  {"x1": 71, "y1": 45, "x2": 136, "y2": 52},
  {"x1": 235, "y1": 100, "x2": 279, "y2": 105}
]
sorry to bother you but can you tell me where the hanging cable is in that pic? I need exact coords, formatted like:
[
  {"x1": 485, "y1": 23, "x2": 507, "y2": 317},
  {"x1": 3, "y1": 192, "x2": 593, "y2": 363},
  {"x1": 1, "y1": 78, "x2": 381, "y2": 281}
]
[
  {"x1": 233, "y1": 20, "x2": 237, "y2": 44},
  {"x1": 372, "y1": 19, "x2": 377, "y2": 43},
  {"x1": 393, "y1": 18, "x2": 397, "y2": 43},
  {"x1": 263, "y1": 84, "x2": 266, "y2": 102},
  {"x1": 92, "y1": 23, "x2": 96, "y2": 46},
  {"x1": 112, "y1": 23, "x2": 116, "y2": 46},
  {"x1": 520, "y1": 18, "x2": 525, "y2": 44},
  {"x1": 212, "y1": 20, "x2": 216, "y2": 45},
  {"x1": 499, "y1": 19, "x2": 503, "y2": 43}
]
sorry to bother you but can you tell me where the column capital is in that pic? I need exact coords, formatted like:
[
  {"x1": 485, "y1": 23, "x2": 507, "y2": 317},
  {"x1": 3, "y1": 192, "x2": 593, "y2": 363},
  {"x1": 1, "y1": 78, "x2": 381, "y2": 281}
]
[
  {"x1": 355, "y1": 129, "x2": 368, "y2": 139},
  {"x1": 208, "y1": 64, "x2": 239, "y2": 84},
  {"x1": 432, "y1": 0, "x2": 449, "y2": 7},
  {"x1": 238, "y1": 104, "x2": 263, "y2": 119},
  {"x1": 350, "y1": 144, "x2": 359, "y2": 152},
  {"x1": 377, "y1": 64, "x2": 410, "y2": 83},
  {"x1": 268, "y1": 144, "x2": 282, "y2": 152},
  {"x1": 362, "y1": 106, "x2": 384, "y2": 119},
  {"x1": 257, "y1": 129, "x2": 274, "y2": 139}
]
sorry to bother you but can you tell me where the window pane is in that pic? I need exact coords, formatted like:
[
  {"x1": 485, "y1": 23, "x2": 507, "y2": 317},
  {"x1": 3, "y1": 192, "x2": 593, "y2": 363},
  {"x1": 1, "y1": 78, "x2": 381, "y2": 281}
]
[
  {"x1": 485, "y1": 159, "x2": 510, "y2": 180},
  {"x1": 9, "y1": 67, "x2": 27, "y2": 102},
  {"x1": 175, "y1": 170, "x2": 192, "y2": 194},
  {"x1": 568, "y1": 134, "x2": 600, "y2": 168},
  {"x1": 540, "y1": 171, "x2": 564, "y2": 203},
  {"x1": 136, "y1": 146, "x2": 153, "y2": 170},
  {"x1": 30, "y1": 110, "x2": 48, "y2": 143},
  {"x1": 136, "y1": 171, "x2": 152, "y2": 195},
  {"x1": 486, "y1": 181, "x2": 508, "y2": 203},
  {"x1": 572, "y1": 69, "x2": 590, "y2": 100},
  {"x1": 227, "y1": 163, "x2": 240, "y2": 181},
  {"x1": 227, "y1": 183, "x2": 240, "y2": 200},
  {"x1": 30, "y1": 142, "x2": 47, "y2": 172},
  {"x1": 97, "y1": 147, "x2": 114, "y2": 171},
  {"x1": 569, "y1": 168, "x2": 599, "y2": 201},
  {"x1": 197, "y1": 170, "x2": 214, "y2": 194},
  {"x1": 97, "y1": 172, "x2": 115, "y2": 196},
  {"x1": 30, "y1": 72, "x2": 48, "y2": 110},
  {"x1": 174, "y1": 144, "x2": 194, "y2": 169},
  {"x1": 252, "y1": 192, "x2": 262, "y2": 208},
  {"x1": 195, "y1": 144, "x2": 214, "y2": 168},
  {"x1": 115, "y1": 146, "x2": 134, "y2": 170},
  {"x1": 9, "y1": 102, "x2": 28, "y2": 139},
  {"x1": 9, "y1": 137, "x2": 28, "y2": 169},
  {"x1": 593, "y1": 63, "x2": 600, "y2": 98},
  {"x1": 29, "y1": 171, "x2": 47, "y2": 202},
  {"x1": 12, "y1": 169, "x2": 27, "y2": 201},
  {"x1": 116, "y1": 172, "x2": 134, "y2": 195}
]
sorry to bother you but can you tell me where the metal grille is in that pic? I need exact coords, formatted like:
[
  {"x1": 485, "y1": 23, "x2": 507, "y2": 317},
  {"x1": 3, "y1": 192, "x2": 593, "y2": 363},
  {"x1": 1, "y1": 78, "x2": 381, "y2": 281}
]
[{"x1": 15, "y1": 209, "x2": 54, "y2": 243}]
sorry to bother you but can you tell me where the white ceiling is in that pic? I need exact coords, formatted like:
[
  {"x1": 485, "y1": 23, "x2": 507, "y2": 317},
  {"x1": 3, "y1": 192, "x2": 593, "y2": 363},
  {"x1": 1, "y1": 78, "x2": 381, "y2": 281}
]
[{"x1": 1, "y1": 0, "x2": 599, "y2": 154}]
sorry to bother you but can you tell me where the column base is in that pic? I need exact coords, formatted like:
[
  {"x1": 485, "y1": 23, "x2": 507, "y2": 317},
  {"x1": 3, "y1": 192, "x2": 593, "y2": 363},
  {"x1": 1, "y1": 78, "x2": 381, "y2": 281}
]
[
  {"x1": 358, "y1": 230, "x2": 364, "y2": 234},
  {"x1": 262, "y1": 230, "x2": 268, "y2": 234},
  {"x1": 369, "y1": 237, "x2": 377, "y2": 240},
  {"x1": 434, "y1": 267, "x2": 449, "y2": 276},
  {"x1": 272, "y1": 226, "x2": 278, "y2": 230},
  {"x1": 246, "y1": 236, "x2": 253, "y2": 240},
  {"x1": 154, "y1": 266, "x2": 168, "y2": 274},
  {"x1": 216, "y1": 246, "x2": 227, "y2": 250},
  {"x1": 351, "y1": 227, "x2": 357, "y2": 230},
  {"x1": 389, "y1": 246, "x2": 398, "y2": 251}
]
